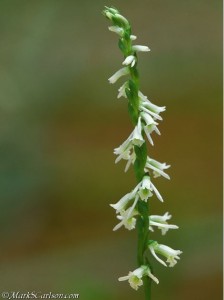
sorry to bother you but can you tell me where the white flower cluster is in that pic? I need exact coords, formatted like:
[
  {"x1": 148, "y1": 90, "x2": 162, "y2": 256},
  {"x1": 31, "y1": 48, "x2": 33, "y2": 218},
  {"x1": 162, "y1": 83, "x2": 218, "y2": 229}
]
[{"x1": 104, "y1": 6, "x2": 182, "y2": 291}]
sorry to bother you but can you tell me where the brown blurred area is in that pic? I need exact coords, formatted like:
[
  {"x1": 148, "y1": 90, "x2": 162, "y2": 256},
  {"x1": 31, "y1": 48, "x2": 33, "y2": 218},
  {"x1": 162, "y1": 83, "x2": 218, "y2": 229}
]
[{"x1": 0, "y1": 1, "x2": 222, "y2": 299}]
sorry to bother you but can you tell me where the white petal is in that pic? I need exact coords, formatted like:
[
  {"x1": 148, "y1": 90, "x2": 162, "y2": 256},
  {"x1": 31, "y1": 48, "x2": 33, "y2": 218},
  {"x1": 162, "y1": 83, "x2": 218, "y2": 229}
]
[
  {"x1": 130, "y1": 35, "x2": 137, "y2": 40},
  {"x1": 122, "y1": 55, "x2": 136, "y2": 66},
  {"x1": 118, "y1": 275, "x2": 130, "y2": 281},
  {"x1": 108, "y1": 26, "x2": 124, "y2": 36},
  {"x1": 150, "y1": 182, "x2": 163, "y2": 202},
  {"x1": 108, "y1": 67, "x2": 129, "y2": 84},
  {"x1": 147, "y1": 271, "x2": 159, "y2": 284},
  {"x1": 132, "y1": 45, "x2": 150, "y2": 52},
  {"x1": 150, "y1": 246, "x2": 167, "y2": 267}
]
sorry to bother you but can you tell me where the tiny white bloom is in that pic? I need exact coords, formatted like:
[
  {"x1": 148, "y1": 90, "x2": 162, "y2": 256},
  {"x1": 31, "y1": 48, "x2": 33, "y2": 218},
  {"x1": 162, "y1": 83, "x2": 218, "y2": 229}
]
[
  {"x1": 145, "y1": 157, "x2": 170, "y2": 180},
  {"x1": 132, "y1": 45, "x2": 150, "y2": 52},
  {"x1": 130, "y1": 35, "x2": 137, "y2": 41},
  {"x1": 108, "y1": 67, "x2": 129, "y2": 84},
  {"x1": 140, "y1": 112, "x2": 160, "y2": 146},
  {"x1": 108, "y1": 26, "x2": 124, "y2": 36},
  {"x1": 114, "y1": 137, "x2": 132, "y2": 164},
  {"x1": 117, "y1": 81, "x2": 128, "y2": 99},
  {"x1": 113, "y1": 207, "x2": 138, "y2": 231},
  {"x1": 137, "y1": 175, "x2": 163, "y2": 202},
  {"x1": 110, "y1": 183, "x2": 140, "y2": 214},
  {"x1": 138, "y1": 176, "x2": 153, "y2": 201},
  {"x1": 139, "y1": 92, "x2": 164, "y2": 121},
  {"x1": 111, "y1": 175, "x2": 163, "y2": 228},
  {"x1": 139, "y1": 91, "x2": 166, "y2": 114},
  {"x1": 149, "y1": 242, "x2": 183, "y2": 267},
  {"x1": 118, "y1": 265, "x2": 159, "y2": 290},
  {"x1": 124, "y1": 151, "x2": 136, "y2": 172},
  {"x1": 149, "y1": 212, "x2": 179, "y2": 235},
  {"x1": 122, "y1": 55, "x2": 136, "y2": 67},
  {"x1": 129, "y1": 117, "x2": 144, "y2": 147},
  {"x1": 113, "y1": 117, "x2": 144, "y2": 168}
]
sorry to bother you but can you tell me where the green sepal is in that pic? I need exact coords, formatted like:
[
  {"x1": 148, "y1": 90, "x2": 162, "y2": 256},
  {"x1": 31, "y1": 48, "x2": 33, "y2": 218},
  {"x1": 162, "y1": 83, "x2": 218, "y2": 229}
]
[{"x1": 134, "y1": 142, "x2": 147, "y2": 182}]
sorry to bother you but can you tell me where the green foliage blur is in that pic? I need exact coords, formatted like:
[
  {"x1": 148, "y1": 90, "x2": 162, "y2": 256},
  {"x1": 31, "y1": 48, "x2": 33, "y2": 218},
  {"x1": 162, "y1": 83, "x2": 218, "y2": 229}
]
[{"x1": 0, "y1": 1, "x2": 222, "y2": 299}]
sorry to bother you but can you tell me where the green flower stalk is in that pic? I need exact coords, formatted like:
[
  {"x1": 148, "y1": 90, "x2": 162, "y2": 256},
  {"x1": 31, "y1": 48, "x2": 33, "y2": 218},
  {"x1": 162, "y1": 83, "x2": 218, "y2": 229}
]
[{"x1": 103, "y1": 6, "x2": 182, "y2": 299}]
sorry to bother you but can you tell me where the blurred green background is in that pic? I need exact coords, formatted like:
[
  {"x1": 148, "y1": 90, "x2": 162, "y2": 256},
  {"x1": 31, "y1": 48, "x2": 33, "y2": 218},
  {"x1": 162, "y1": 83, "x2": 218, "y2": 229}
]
[{"x1": 0, "y1": 0, "x2": 222, "y2": 299}]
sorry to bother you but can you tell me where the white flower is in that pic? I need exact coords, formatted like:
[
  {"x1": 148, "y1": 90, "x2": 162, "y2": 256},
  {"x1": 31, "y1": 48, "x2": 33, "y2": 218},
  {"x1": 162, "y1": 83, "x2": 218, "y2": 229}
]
[
  {"x1": 113, "y1": 207, "x2": 138, "y2": 231},
  {"x1": 108, "y1": 67, "x2": 129, "y2": 84},
  {"x1": 139, "y1": 92, "x2": 165, "y2": 121},
  {"x1": 149, "y1": 242, "x2": 183, "y2": 267},
  {"x1": 149, "y1": 212, "x2": 179, "y2": 235},
  {"x1": 129, "y1": 117, "x2": 144, "y2": 147},
  {"x1": 113, "y1": 117, "x2": 144, "y2": 170},
  {"x1": 132, "y1": 45, "x2": 150, "y2": 52},
  {"x1": 122, "y1": 55, "x2": 136, "y2": 67},
  {"x1": 108, "y1": 26, "x2": 124, "y2": 36},
  {"x1": 130, "y1": 35, "x2": 137, "y2": 41},
  {"x1": 140, "y1": 112, "x2": 160, "y2": 146},
  {"x1": 110, "y1": 183, "x2": 140, "y2": 214},
  {"x1": 118, "y1": 265, "x2": 159, "y2": 290},
  {"x1": 139, "y1": 91, "x2": 166, "y2": 115},
  {"x1": 138, "y1": 175, "x2": 163, "y2": 202},
  {"x1": 110, "y1": 176, "x2": 163, "y2": 229},
  {"x1": 145, "y1": 157, "x2": 170, "y2": 180},
  {"x1": 117, "y1": 81, "x2": 128, "y2": 98}
]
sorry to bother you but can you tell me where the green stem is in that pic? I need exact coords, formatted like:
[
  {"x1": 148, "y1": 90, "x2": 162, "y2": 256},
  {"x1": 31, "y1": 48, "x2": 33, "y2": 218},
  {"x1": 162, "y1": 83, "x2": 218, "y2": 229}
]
[{"x1": 129, "y1": 63, "x2": 152, "y2": 299}]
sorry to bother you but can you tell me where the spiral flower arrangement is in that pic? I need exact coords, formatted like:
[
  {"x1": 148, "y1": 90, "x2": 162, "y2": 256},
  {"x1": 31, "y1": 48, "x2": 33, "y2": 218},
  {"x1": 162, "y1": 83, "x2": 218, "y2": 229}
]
[{"x1": 103, "y1": 6, "x2": 182, "y2": 299}]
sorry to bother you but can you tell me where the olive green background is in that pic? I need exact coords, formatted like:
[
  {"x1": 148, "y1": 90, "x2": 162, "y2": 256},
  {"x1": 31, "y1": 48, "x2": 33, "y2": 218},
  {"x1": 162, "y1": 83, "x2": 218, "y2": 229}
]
[{"x1": 0, "y1": 1, "x2": 222, "y2": 299}]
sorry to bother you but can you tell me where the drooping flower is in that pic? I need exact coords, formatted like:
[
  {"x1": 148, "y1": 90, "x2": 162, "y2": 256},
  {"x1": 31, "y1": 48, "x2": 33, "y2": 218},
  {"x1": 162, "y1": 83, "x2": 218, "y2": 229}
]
[
  {"x1": 113, "y1": 117, "x2": 144, "y2": 171},
  {"x1": 149, "y1": 212, "x2": 179, "y2": 235},
  {"x1": 130, "y1": 35, "x2": 137, "y2": 40},
  {"x1": 113, "y1": 207, "x2": 138, "y2": 231},
  {"x1": 118, "y1": 265, "x2": 159, "y2": 290},
  {"x1": 129, "y1": 117, "x2": 144, "y2": 147},
  {"x1": 145, "y1": 157, "x2": 170, "y2": 179},
  {"x1": 149, "y1": 241, "x2": 183, "y2": 267},
  {"x1": 140, "y1": 112, "x2": 160, "y2": 146},
  {"x1": 132, "y1": 45, "x2": 150, "y2": 52},
  {"x1": 122, "y1": 55, "x2": 136, "y2": 67},
  {"x1": 108, "y1": 67, "x2": 129, "y2": 84},
  {"x1": 110, "y1": 183, "x2": 140, "y2": 214},
  {"x1": 137, "y1": 175, "x2": 163, "y2": 202},
  {"x1": 139, "y1": 91, "x2": 166, "y2": 115},
  {"x1": 108, "y1": 25, "x2": 124, "y2": 36},
  {"x1": 117, "y1": 81, "x2": 128, "y2": 98},
  {"x1": 110, "y1": 175, "x2": 163, "y2": 229}
]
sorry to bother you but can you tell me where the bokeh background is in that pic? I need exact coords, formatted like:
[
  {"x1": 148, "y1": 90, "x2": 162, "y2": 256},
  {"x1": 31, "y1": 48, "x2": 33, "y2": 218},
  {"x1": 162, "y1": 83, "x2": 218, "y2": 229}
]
[{"x1": 0, "y1": 1, "x2": 222, "y2": 299}]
